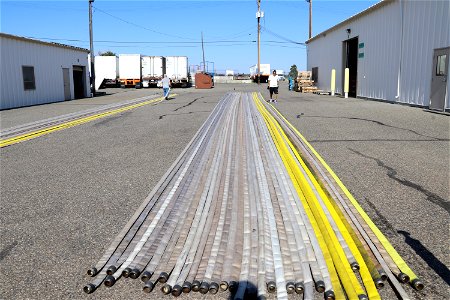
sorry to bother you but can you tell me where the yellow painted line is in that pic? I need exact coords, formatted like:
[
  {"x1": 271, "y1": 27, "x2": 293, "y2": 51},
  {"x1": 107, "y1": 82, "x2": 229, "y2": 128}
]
[{"x1": 0, "y1": 95, "x2": 176, "y2": 148}]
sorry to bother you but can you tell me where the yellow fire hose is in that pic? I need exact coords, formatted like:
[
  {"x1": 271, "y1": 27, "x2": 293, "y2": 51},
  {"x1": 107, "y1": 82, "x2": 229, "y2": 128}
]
[
  {"x1": 253, "y1": 93, "x2": 373, "y2": 299},
  {"x1": 262, "y1": 94, "x2": 422, "y2": 290}
]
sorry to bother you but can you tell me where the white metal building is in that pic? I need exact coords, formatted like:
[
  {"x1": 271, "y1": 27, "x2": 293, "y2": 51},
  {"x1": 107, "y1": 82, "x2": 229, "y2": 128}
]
[
  {"x1": 306, "y1": 0, "x2": 450, "y2": 111},
  {"x1": 0, "y1": 33, "x2": 90, "y2": 110}
]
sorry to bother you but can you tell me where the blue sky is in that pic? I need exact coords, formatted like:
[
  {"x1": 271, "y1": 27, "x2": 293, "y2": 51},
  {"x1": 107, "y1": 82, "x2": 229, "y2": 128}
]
[{"x1": 1, "y1": 0, "x2": 378, "y2": 74}]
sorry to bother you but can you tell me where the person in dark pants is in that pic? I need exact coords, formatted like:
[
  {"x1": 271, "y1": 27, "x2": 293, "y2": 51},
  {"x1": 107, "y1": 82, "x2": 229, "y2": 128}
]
[{"x1": 267, "y1": 70, "x2": 280, "y2": 103}]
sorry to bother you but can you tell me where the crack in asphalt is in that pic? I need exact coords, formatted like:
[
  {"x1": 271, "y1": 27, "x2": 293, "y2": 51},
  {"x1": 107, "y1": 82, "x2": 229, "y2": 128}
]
[
  {"x1": 365, "y1": 198, "x2": 397, "y2": 236},
  {"x1": 173, "y1": 97, "x2": 203, "y2": 112},
  {"x1": 349, "y1": 148, "x2": 450, "y2": 214},
  {"x1": 0, "y1": 241, "x2": 18, "y2": 261},
  {"x1": 158, "y1": 111, "x2": 210, "y2": 120},
  {"x1": 298, "y1": 115, "x2": 446, "y2": 141}
]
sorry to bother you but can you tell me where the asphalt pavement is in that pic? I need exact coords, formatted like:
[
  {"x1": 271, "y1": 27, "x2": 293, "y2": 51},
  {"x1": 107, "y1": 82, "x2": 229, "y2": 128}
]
[{"x1": 0, "y1": 82, "x2": 448, "y2": 300}]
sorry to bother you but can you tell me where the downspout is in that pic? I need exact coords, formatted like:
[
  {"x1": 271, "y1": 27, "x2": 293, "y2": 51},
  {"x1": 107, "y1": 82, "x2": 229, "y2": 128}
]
[{"x1": 395, "y1": 0, "x2": 403, "y2": 101}]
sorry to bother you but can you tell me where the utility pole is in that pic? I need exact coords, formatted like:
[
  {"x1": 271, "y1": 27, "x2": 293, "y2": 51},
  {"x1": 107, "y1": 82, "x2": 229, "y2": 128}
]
[
  {"x1": 307, "y1": 0, "x2": 312, "y2": 39},
  {"x1": 257, "y1": 0, "x2": 261, "y2": 84},
  {"x1": 89, "y1": 0, "x2": 95, "y2": 96},
  {"x1": 201, "y1": 32, "x2": 206, "y2": 73}
]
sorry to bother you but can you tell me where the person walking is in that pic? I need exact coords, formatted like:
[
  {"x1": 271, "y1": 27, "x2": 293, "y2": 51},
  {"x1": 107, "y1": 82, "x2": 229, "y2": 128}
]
[
  {"x1": 161, "y1": 74, "x2": 171, "y2": 100},
  {"x1": 267, "y1": 70, "x2": 280, "y2": 103}
]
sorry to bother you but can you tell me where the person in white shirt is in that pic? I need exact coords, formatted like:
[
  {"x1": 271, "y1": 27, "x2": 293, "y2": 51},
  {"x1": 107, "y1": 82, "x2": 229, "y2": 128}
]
[
  {"x1": 267, "y1": 70, "x2": 280, "y2": 103},
  {"x1": 161, "y1": 74, "x2": 171, "y2": 100}
]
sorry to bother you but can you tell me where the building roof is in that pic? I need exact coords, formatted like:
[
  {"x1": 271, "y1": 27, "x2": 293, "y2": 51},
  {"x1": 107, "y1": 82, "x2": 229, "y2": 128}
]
[
  {"x1": 0, "y1": 32, "x2": 90, "y2": 53},
  {"x1": 306, "y1": 0, "x2": 391, "y2": 44}
]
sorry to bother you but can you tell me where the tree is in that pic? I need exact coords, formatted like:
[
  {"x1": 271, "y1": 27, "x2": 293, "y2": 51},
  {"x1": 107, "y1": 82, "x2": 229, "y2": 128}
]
[
  {"x1": 289, "y1": 64, "x2": 298, "y2": 79},
  {"x1": 99, "y1": 51, "x2": 116, "y2": 56}
]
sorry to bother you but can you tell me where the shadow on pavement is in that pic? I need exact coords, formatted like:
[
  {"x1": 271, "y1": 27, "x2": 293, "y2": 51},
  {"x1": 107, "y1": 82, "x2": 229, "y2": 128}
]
[{"x1": 397, "y1": 230, "x2": 450, "y2": 286}]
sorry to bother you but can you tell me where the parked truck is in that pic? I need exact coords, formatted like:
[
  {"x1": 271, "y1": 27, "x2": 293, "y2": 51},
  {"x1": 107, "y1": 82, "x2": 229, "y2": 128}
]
[
  {"x1": 142, "y1": 56, "x2": 166, "y2": 88},
  {"x1": 250, "y1": 64, "x2": 270, "y2": 83},
  {"x1": 94, "y1": 56, "x2": 119, "y2": 90},
  {"x1": 118, "y1": 54, "x2": 142, "y2": 88},
  {"x1": 165, "y1": 56, "x2": 189, "y2": 87},
  {"x1": 275, "y1": 69, "x2": 286, "y2": 81}
]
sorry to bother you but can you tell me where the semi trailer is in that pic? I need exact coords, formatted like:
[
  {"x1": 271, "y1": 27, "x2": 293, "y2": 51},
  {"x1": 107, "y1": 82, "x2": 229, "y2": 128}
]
[
  {"x1": 94, "y1": 56, "x2": 119, "y2": 89},
  {"x1": 142, "y1": 56, "x2": 166, "y2": 88},
  {"x1": 250, "y1": 64, "x2": 270, "y2": 83},
  {"x1": 165, "y1": 56, "x2": 189, "y2": 87},
  {"x1": 118, "y1": 54, "x2": 142, "y2": 88}
]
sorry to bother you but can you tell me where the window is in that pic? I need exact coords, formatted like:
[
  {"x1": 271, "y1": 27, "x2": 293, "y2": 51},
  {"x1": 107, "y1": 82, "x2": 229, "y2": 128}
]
[
  {"x1": 22, "y1": 66, "x2": 36, "y2": 90},
  {"x1": 436, "y1": 55, "x2": 447, "y2": 76}
]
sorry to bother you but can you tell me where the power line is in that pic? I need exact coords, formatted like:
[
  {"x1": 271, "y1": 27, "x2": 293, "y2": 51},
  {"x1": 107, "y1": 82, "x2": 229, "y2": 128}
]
[
  {"x1": 23, "y1": 36, "x2": 304, "y2": 50},
  {"x1": 23, "y1": 36, "x2": 251, "y2": 44},
  {"x1": 262, "y1": 43, "x2": 306, "y2": 49},
  {"x1": 92, "y1": 6, "x2": 196, "y2": 41},
  {"x1": 93, "y1": 6, "x2": 260, "y2": 44},
  {"x1": 206, "y1": 25, "x2": 255, "y2": 40},
  {"x1": 92, "y1": 6, "x2": 295, "y2": 47},
  {"x1": 94, "y1": 1, "x2": 236, "y2": 14},
  {"x1": 261, "y1": 25, "x2": 305, "y2": 45}
]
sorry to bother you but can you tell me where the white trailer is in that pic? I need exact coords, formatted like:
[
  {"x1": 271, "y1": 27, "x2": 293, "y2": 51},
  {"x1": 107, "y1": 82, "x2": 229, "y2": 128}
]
[
  {"x1": 142, "y1": 56, "x2": 166, "y2": 87},
  {"x1": 118, "y1": 54, "x2": 142, "y2": 88},
  {"x1": 226, "y1": 70, "x2": 234, "y2": 76},
  {"x1": 275, "y1": 69, "x2": 285, "y2": 80},
  {"x1": 94, "y1": 56, "x2": 119, "y2": 90},
  {"x1": 250, "y1": 64, "x2": 270, "y2": 83},
  {"x1": 165, "y1": 56, "x2": 189, "y2": 87}
]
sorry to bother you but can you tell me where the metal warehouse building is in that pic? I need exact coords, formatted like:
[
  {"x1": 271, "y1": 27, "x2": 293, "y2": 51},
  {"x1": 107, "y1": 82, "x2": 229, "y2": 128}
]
[
  {"x1": 0, "y1": 33, "x2": 90, "y2": 110},
  {"x1": 306, "y1": 0, "x2": 449, "y2": 111}
]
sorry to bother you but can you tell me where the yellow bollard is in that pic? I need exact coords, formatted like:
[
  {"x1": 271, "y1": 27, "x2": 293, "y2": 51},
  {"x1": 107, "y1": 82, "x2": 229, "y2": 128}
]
[
  {"x1": 344, "y1": 68, "x2": 349, "y2": 98},
  {"x1": 331, "y1": 69, "x2": 336, "y2": 96}
]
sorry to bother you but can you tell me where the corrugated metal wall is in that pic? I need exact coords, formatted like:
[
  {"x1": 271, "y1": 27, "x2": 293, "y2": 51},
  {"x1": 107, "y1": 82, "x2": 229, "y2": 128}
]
[
  {"x1": 307, "y1": 1, "x2": 401, "y2": 99},
  {"x1": 356, "y1": 1, "x2": 401, "y2": 101},
  {"x1": 0, "y1": 36, "x2": 90, "y2": 110},
  {"x1": 399, "y1": 0, "x2": 450, "y2": 107},
  {"x1": 307, "y1": 0, "x2": 450, "y2": 109}
]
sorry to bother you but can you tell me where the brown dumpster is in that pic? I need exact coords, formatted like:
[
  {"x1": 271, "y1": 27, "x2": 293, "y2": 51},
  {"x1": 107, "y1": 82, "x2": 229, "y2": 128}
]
[{"x1": 195, "y1": 73, "x2": 213, "y2": 89}]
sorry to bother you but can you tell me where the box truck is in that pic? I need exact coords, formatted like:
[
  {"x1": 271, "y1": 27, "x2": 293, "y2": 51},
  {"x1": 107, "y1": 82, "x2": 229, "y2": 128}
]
[
  {"x1": 118, "y1": 54, "x2": 142, "y2": 88},
  {"x1": 142, "y1": 56, "x2": 166, "y2": 88},
  {"x1": 275, "y1": 69, "x2": 285, "y2": 81},
  {"x1": 94, "y1": 56, "x2": 119, "y2": 90},
  {"x1": 165, "y1": 56, "x2": 189, "y2": 87},
  {"x1": 250, "y1": 64, "x2": 270, "y2": 83}
]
